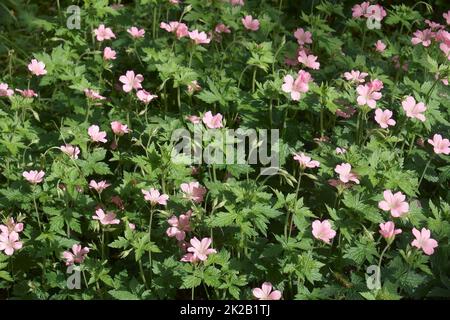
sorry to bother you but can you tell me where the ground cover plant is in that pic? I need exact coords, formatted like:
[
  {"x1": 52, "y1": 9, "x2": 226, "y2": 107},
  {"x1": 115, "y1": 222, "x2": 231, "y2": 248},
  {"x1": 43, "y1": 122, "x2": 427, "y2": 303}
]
[{"x1": 0, "y1": 0, "x2": 449, "y2": 300}]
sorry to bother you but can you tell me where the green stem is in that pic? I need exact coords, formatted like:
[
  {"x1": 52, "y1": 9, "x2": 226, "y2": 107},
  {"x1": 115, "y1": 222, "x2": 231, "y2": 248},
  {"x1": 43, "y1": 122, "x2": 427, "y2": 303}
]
[
  {"x1": 148, "y1": 206, "x2": 155, "y2": 284},
  {"x1": 32, "y1": 186, "x2": 42, "y2": 231},
  {"x1": 252, "y1": 68, "x2": 257, "y2": 93},
  {"x1": 139, "y1": 259, "x2": 148, "y2": 289},
  {"x1": 418, "y1": 155, "x2": 433, "y2": 188}
]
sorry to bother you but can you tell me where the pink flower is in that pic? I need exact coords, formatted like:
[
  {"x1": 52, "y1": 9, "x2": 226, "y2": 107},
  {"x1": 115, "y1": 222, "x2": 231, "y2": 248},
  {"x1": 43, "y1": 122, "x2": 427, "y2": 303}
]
[
  {"x1": 186, "y1": 237, "x2": 217, "y2": 261},
  {"x1": 335, "y1": 163, "x2": 359, "y2": 184},
  {"x1": 160, "y1": 21, "x2": 189, "y2": 39},
  {"x1": 0, "y1": 83, "x2": 14, "y2": 97},
  {"x1": 425, "y1": 20, "x2": 444, "y2": 30},
  {"x1": 379, "y1": 221, "x2": 402, "y2": 240},
  {"x1": 188, "y1": 30, "x2": 211, "y2": 45},
  {"x1": 111, "y1": 121, "x2": 129, "y2": 136},
  {"x1": 252, "y1": 282, "x2": 282, "y2": 300},
  {"x1": 281, "y1": 70, "x2": 312, "y2": 101},
  {"x1": 335, "y1": 147, "x2": 347, "y2": 154},
  {"x1": 242, "y1": 15, "x2": 260, "y2": 31},
  {"x1": 444, "y1": 10, "x2": 450, "y2": 25},
  {"x1": 343, "y1": 70, "x2": 368, "y2": 83},
  {"x1": 411, "y1": 29, "x2": 434, "y2": 47},
  {"x1": 88, "y1": 125, "x2": 107, "y2": 143},
  {"x1": 84, "y1": 89, "x2": 106, "y2": 100},
  {"x1": 28, "y1": 59, "x2": 47, "y2": 76},
  {"x1": 60, "y1": 144, "x2": 80, "y2": 159},
  {"x1": 0, "y1": 218, "x2": 24, "y2": 234},
  {"x1": 181, "y1": 181, "x2": 207, "y2": 203},
  {"x1": 428, "y1": 134, "x2": 450, "y2": 155},
  {"x1": 187, "y1": 80, "x2": 201, "y2": 94},
  {"x1": 0, "y1": 231, "x2": 22, "y2": 256},
  {"x1": 411, "y1": 228, "x2": 438, "y2": 255},
  {"x1": 215, "y1": 23, "x2": 231, "y2": 34},
  {"x1": 94, "y1": 24, "x2": 116, "y2": 41},
  {"x1": 375, "y1": 40, "x2": 386, "y2": 52},
  {"x1": 141, "y1": 188, "x2": 169, "y2": 205},
  {"x1": 92, "y1": 208, "x2": 120, "y2": 225},
  {"x1": 294, "y1": 28, "x2": 312, "y2": 46},
  {"x1": 62, "y1": 244, "x2": 89, "y2": 266},
  {"x1": 352, "y1": 2, "x2": 370, "y2": 18},
  {"x1": 356, "y1": 80, "x2": 383, "y2": 109},
  {"x1": 440, "y1": 43, "x2": 450, "y2": 60},
  {"x1": 378, "y1": 190, "x2": 409, "y2": 218},
  {"x1": 127, "y1": 26, "x2": 145, "y2": 38},
  {"x1": 365, "y1": 4, "x2": 386, "y2": 21},
  {"x1": 374, "y1": 108, "x2": 396, "y2": 129},
  {"x1": 136, "y1": 89, "x2": 158, "y2": 104},
  {"x1": 187, "y1": 115, "x2": 201, "y2": 124},
  {"x1": 297, "y1": 50, "x2": 320, "y2": 70},
  {"x1": 103, "y1": 47, "x2": 117, "y2": 60},
  {"x1": 22, "y1": 170, "x2": 45, "y2": 184},
  {"x1": 166, "y1": 210, "x2": 191, "y2": 241},
  {"x1": 312, "y1": 219, "x2": 336, "y2": 244},
  {"x1": 89, "y1": 180, "x2": 111, "y2": 193},
  {"x1": 119, "y1": 70, "x2": 144, "y2": 93},
  {"x1": 128, "y1": 223, "x2": 136, "y2": 230},
  {"x1": 229, "y1": 0, "x2": 244, "y2": 5},
  {"x1": 402, "y1": 96, "x2": 426, "y2": 122},
  {"x1": 293, "y1": 152, "x2": 320, "y2": 169},
  {"x1": 202, "y1": 111, "x2": 223, "y2": 129},
  {"x1": 15, "y1": 89, "x2": 37, "y2": 98}
]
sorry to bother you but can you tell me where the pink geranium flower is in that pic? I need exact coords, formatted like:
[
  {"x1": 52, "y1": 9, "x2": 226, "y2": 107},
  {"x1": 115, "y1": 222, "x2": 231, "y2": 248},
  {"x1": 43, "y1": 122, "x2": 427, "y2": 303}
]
[
  {"x1": 92, "y1": 208, "x2": 120, "y2": 225},
  {"x1": 252, "y1": 282, "x2": 282, "y2": 300},
  {"x1": 444, "y1": 10, "x2": 450, "y2": 25},
  {"x1": 84, "y1": 89, "x2": 106, "y2": 100},
  {"x1": 89, "y1": 180, "x2": 111, "y2": 193},
  {"x1": 186, "y1": 237, "x2": 217, "y2": 261},
  {"x1": 28, "y1": 59, "x2": 47, "y2": 76},
  {"x1": 402, "y1": 96, "x2": 426, "y2": 122},
  {"x1": 166, "y1": 210, "x2": 192, "y2": 241},
  {"x1": 375, "y1": 40, "x2": 386, "y2": 52},
  {"x1": 136, "y1": 89, "x2": 157, "y2": 104},
  {"x1": 94, "y1": 24, "x2": 116, "y2": 41},
  {"x1": 127, "y1": 26, "x2": 145, "y2": 38},
  {"x1": 379, "y1": 221, "x2": 402, "y2": 241},
  {"x1": 62, "y1": 244, "x2": 89, "y2": 266},
  {"x1": 23, "y1": 170, "x2": 45, "y2": 184},
  {"x1": 0, "y1": 83, "x2": 14, "y2": 97},
  {"x1": 0, "y1": 218, "x2": 24, "y2": 234},
  {"x1": 365, "y1": 4, "x2": 387, "y2": 21},
  {"x1": 188, "y1": 30, "x2": 211, "y2": 45},
  {"x1": 60, "y1": 144, "x2": 80, "y2": 159},
  {"x1": 297, "y1": 50, "x2": 320, "y2": 70},
  {"x1": 411, "y1": 228, "x2": 438, "y2": 255},
  {"x1": 281, "y1": 70, "x2": 312, "y2": 101},
  {"x1": 0, "y1": 231, "x2": 22, "y2": 256},
  {"x1": 294, "y1": 28, "x2": 312, "y2": 45},
  {"x1": 103, "y1": 47, "x2": 117, "y2": 60},
  {"x1": 378, "y1": 190, "x2": 409, "y2": 218},
  {"x1": 141, "y1": 188, "x2": 169, "y2": 205},
  {"x1": 242, "y1": 15, "x2": 260, "y2": 31},
  {"x1": 411, "y1": 29, "x2": 434, "y2": 47},
  {"x1": 187, "y1": 115, "x2": 201, "y2": 124},
  {"x1": 334, "y1": 163, "x2": 359, "y2": 184},
  {"x1": 428, "y1": 134, "x2": 450, "y2": 155},
  {"x1": 202, "y1": 111, "x2": 223, "y2": 129},
  {"x1": 312, "y1": 219, "x2": 336, "y2": 244},
  {"x1": 374, "y1": 108, "x2": 396, "y2": 129},
  {"x1": 335, "y1": 147, "x2": 347, "y2": 154},
  {"x1": 15, "y1": 89, "x2": 37, "y2": 98},
  {"x1": 119, "y1": 70, "x2": 144, "y2": 93},
  {"x1": 160, "y1": 21, "x2": 189, "y2": 38},
  {"x1": 293, "y1": 152, "x2": 320, "y2": 169},
  {"x1": 356, "y1": 79, "x2": 383, "y2": 109},
  {"x1": 181, "y1": 181, "x2": 207, "y2": 203},
  {"x1": 344, "y1": 70, "x2": 368, "y2": 83},
  {"x1": 352, "y1": 2, "x2": 370, "y2": 18},
  {"x1": 111, "y1": 121, "x2": 129, "y2": 136},
  {"x1": 88, "y1": 125, "x2": 107, "y2": 143},
  {"x1": 215, "y1": 23, "x2": 231, "y2": 34}
]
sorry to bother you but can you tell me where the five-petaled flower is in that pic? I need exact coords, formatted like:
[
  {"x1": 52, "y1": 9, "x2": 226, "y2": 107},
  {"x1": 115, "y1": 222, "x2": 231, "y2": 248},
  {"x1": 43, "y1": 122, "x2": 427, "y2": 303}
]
[
  {"x1": 252, "y1": 282, "x2": 282, "y2": 300},
  {"x1": 92, "y1": 208, "x2": 120, "y2": 225},
  {"x1": 378, "y1": 190, "x2": 409, "y2": 218},
  {"x1": 62, "y1": 244, "x2": 89, "y2": 266},
  {"x1": 142, "y1": 188, "x2": 169, "y2": 205},
  {"x1": 411, "y1": 228, "x2": 438, "y2": 255},
  {"x1": 312, "y1": 220, "x2": 336, "y2": 244}
]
